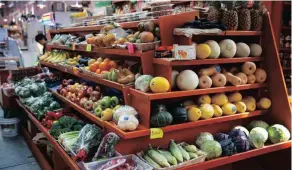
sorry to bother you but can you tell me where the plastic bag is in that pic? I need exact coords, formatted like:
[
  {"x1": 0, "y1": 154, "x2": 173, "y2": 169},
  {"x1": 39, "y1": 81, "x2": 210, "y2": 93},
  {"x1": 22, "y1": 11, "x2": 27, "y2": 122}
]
[
  {"x1": 113, "y1": 105, "x2": 138, "y2": 122},
  {"x1": 134, "y1": 75, "x2": 153, "y2": 92},
  {"x1": 117, "y1": 115, "x2": 139, "y2": 131},
  {"x1": 107, "y1": 27, "x2": 128, "y2": 40}
]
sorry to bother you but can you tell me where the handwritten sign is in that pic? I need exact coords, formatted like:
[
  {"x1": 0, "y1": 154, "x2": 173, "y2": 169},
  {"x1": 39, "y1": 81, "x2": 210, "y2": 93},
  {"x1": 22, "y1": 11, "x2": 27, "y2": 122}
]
[
  {"x1": 150, "y1": 128, "x2": 163, "y2": 139},
  {"x1": 86, "y1": 44, "x2": 92, "y2": 52}
]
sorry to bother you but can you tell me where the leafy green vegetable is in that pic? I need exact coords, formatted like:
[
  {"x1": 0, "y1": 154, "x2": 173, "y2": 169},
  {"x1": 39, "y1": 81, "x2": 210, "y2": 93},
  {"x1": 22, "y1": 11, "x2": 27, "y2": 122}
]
[
  {"x1": 49, "y1": 101, "x2": 61, "y2": 111},
  {"x1": 58, "y1": 116, "x2": 78, "y2": 129},
  {"x1": 49, "y1": 116, "x2": 83, "y2": 139}
]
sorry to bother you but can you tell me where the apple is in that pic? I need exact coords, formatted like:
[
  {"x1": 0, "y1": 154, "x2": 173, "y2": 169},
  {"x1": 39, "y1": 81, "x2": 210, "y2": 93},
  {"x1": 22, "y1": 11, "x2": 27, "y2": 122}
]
[
  {"x1": 84, "y1": 100, "x2": 93, "y2": 110},
  {"x1": 69, "y1": 93, "x2": 77, "y2": 102},
  {"x1": 62, "y1": 79, "x2": 68, "y2": 86},
  {"x1": 79, "y1": 97, "x2": 88, "y2": 107},
  {"x1": 67, "y1": 79, "x2": 74, "y2": 85},
  {"x1": 60, "y1": 88, "x2": 67, "y2": 96},
  {"x1": 90, "y1": 91, "x2": 101, "y2": 102},
  {"x1": 74, "y1": 97, "x2": 80, "y2": 104},
  {"x1": 81, "y1": 85, "x2": 88, "y2": 91},
  {"x1": 100, "y1": 96, "x2": 111, "y2": 110},
  {"x1": 93, "y1": 101, "x2": 100, "y2": 110},
  {"x1": 110, "y1": 96, "x2": 119, "y2": 107},
  {"x1": 94, "y1": 106, "x2": 103, "y2": 117},
  {"x1": 87, "y1": 86, "x2": 93, "y2": 95},
  {"x1": 77, "y1": 90, "x2": 86, "y2": 98},
  {"x1": 66, "y1": 92, "x2": 73, "y2": 99},
  {"x1": 56, "y1": 86, "x2": 62, "y2": 93}
]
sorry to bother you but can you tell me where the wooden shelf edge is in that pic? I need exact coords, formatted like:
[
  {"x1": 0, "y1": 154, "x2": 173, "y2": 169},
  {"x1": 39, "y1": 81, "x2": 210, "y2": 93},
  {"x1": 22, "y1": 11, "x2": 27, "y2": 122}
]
[
  {"x1": 279, "y1": 48, "x2": 291, "y2": 52},
  {"x1": 47, "y1": 44, "x2": 143, "y2": 57},
  {"x1": 40, "y1": 61, "x2": 126, "y2": 91},
  {"x1": 104, "y1": 110, "x2": 266, "y2": 139},
  {"x1": 179, "y1": 141, "x2": 292, "y2": 170},
  {"x1": 153, "y1": 57, "x2": 262, "y2": 66},
  {"x1": 49, "y1": 89, "x2": 104, "y2": 127},
  {"x1": 16, "y1": 99, "x2": 79, "y2": 170},
  {"x1": 176, "y1": 31, "x2": 261, "y2": 37},
  {"x1": 282, "y1": 67, "x2": 291, "y2": 70},
  {"x1": 130, "y1": 83, "x2": 267, "y2": 100},
  {"x1": 21, "y1": 127, "x2": 53, "y2": 170}
]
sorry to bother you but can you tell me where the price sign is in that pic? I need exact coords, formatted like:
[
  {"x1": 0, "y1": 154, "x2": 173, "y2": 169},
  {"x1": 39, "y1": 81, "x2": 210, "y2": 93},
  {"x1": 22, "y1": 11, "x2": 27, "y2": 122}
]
[
  {"x1": 150, "y1": 128, "x2": 163, "y2": 139},
  {"x1": 86, "y1": 44, "x2": 92, "y2": 52},
  {"x1": 72, "y1": 67, "x2": 79, "y2": 75},
  {"x1": 127, "y1": 43, "x2": 135, "y2": 54}
]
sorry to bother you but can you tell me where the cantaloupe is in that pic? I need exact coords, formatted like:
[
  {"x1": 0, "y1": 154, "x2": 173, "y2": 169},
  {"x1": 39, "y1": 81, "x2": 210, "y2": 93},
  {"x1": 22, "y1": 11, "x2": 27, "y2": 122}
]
[
  {"x1": 249, "y1": 44, "x2": 262, "y2": 57},
  {"x1": 236, "y1": 42, "x2": 250, "y2": 58},
  {"x1": 139, "y1": 32, "x2": 154, "y2": 43},
  {"x1": 219, "y1": 39, "x2": 237, "y2": 58},
  {"x1": 176, "y1": 70, "x2": 199, "y2": 90},
  {"x1": 205, "y1": 40, "x2": 220, "y2": 58}
]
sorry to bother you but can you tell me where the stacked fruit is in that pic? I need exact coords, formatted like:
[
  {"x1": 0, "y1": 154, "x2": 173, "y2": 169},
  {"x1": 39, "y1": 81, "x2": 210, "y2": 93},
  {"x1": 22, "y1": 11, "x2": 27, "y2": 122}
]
[
  {"x1": 40, "y1": 51, "x2": 70, "y2": 63},
  {"x1": 184, "y1": 92, "x2": 271, "y2": 122},
  {"x1": 86, "y1": 57, "x2": 117, "y2": 74},
  {"x1": 141, "y1": 140, "x2": 206, "y2": 168},
  {"x1": 171, "y1": 62, "x2": 267, "y2": 91},
  {"x1": 57, "y1": 79, "x2": 102, "y2": 111},
  {"x1": 195, "y1": 39, "x2": 262, "y2": 59},
  {"x1": 207, "y1": 0, "x2": 266, "y2": 31},
  {"x1": 92, "y1": 96, "x2": 120, "y2": 121},
  {"x1": 126, "y1": 21, "x2": 160, "y2": 43},
  {"x1": 86, "y1": 24, "x2": 120, "y2": 47}
]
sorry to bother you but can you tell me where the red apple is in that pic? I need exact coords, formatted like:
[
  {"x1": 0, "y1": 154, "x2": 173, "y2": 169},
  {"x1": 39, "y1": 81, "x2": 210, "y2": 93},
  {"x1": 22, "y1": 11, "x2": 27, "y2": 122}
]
[
  {"x1": 87, "y1": 86, "x2": 93, "y2": 95},
  {"x1": 60, "y1": 88, "x2": 67, "y2": 96},
  {"x1": 66, "y1": 92, "x2": 72, "y2": 99},
  {"x1": 67, "y1": 79, "x2": 74, "y2": 85},
  {"x1": 75, "y1": 97, "x2": 80, "y2": 104},
  {"x1": 79, "y1": 97, "x2": 88, "y2": 107},
  {"x1": 81, "y1": 85, "x2": 88, "y2": 91},
  {"x1": 69, "y1": 93, "x2": 77, "y2": 102},
  {"x1": 90, "y1": 91, "x2": 101, "y2": 102},
  {"x1": 62, "y1": 79, "x2": 68, "y2": 86}
]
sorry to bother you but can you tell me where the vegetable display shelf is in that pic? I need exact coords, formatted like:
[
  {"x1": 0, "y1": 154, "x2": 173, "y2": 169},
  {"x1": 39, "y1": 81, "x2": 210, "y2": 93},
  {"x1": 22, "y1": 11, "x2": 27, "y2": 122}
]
[
  {"x1": 48, "y1": 89, "x2": 104, "y2": 127},
  {"x1": 15, "y1": 99, "x2": 79, "y2": 170}
]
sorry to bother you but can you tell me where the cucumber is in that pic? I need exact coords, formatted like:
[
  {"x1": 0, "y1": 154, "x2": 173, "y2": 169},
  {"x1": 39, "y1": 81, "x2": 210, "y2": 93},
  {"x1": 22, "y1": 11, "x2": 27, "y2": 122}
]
[
  {"x1": 178, "y1": 145, "x2": 190, "y2": 161},
  {"x1": 158, "y1": 150, "x2": 177, "y2": 165},
  {"x1": 169, "y1": 140, "x2": 183, "y2": 163},
  {"x1": 144, "y1": 154, "x2": 161, "y2": 168},
  {"x1": 147, "y1": 146, "x2": 170, "y2": 167},
  {"x1": 188, "y1": 152, "x2": 198, "y2": 159},
  {"x1": 183, "y1": 144, "x2": 197, "y2": 153}
]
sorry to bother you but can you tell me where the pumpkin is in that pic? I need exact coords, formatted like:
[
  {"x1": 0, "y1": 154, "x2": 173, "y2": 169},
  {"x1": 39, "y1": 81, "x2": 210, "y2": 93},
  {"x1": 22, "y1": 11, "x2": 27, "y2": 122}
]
[
  {"x1": 170, "y1": 105, "x2": 187, "y2": 124},
  {"x1": 150, "y1": 105, "x2": 173, "y2": 127}
]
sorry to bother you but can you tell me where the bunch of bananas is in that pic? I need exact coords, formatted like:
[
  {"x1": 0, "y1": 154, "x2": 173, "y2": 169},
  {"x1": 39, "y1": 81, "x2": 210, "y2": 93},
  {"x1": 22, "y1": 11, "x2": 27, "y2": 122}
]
[
  {"x1": 40, "y1": 51, "x2": 70, "y2": 63},
  {"x1": 66, "y1": 56, "x2": 79, "y2": 66},
  {"x1": 70, "y1": 10, "x2": 87, "y2": 18}
]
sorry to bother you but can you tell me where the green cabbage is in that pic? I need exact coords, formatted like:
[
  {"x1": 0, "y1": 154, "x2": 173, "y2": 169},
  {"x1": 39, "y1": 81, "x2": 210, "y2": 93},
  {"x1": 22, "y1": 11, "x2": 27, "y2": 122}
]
[
  {"x1": 247, "y1": 120, "x2": 269, "y2": 130},
  {"x1": 233, "y1": 126, "x2": 249, "y2": 136},
  {"x1": 268, "y1": 124, "x2": 291, "y2": 144},
  {"x1": 200, "y1": 140, "x2": 222, "y2": 160},
  {"x1": 249, "y1": 127, "x2": 268, "y2": 148},
  {"x1": 196, "y1": 132, "x2": 214, "y2": 147}
]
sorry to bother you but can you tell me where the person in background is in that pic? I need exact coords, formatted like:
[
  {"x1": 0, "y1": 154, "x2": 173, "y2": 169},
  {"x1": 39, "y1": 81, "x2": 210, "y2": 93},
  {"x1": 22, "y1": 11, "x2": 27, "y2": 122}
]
[{"x1": 35, "y1": 33, "x2": 47, "y2": 55}]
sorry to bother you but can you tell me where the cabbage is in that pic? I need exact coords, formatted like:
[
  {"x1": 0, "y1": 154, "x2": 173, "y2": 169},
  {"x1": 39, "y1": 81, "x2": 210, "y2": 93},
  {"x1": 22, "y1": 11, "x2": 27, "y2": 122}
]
[
  {"x1": 247, "y1": 120, "x2": 269, "y2": 130},
  {"x1": 200, "y1": 140, "x2": 222, "y2": 160},
  {"x1": 196, "y1": 132, "x2": 214, "y2": 147},
  {"x1": 134, "y1": 75, "x2": 153, "y2": 92},
  {"x1": 268, "y1": 124, "x2": 291, "y2": 144},
  {"x1": 233, "y1": 126, "x2": 249, "y2": 136},
  {"x1": 249, "y1": 127, "x2": 268, "y2": 148}
]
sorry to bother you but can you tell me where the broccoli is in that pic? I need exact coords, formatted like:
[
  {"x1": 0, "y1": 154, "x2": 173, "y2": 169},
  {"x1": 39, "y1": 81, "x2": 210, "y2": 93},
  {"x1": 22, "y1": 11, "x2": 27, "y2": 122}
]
[
  {"x1": 58, "y1": 116, "x2": 78, "y2": 129},
  {"x1": 73, "y1": 124, "x2": 83, "y2": 131},
  {"x1": 49, "y1": 101, "x2": 61, "y2": 111}
]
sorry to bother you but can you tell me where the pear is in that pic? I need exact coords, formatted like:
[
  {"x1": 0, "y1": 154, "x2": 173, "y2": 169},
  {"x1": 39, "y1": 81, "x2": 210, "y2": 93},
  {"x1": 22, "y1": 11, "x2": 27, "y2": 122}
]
[{"x1": 257, "y1": 98, "x2": 271, "y2": 109}]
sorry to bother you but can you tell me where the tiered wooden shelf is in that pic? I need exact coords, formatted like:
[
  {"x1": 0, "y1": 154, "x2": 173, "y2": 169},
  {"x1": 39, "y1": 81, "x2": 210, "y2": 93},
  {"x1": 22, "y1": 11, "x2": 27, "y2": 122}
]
[
  {"x1": 279, "y1": 47, "x2": 291, "y2": 52},
  {"x1": 16, "y1": 99, "x2": 79, "y2": 170},
  {"x1": 198, "y1": 31, "x2": 261, "y2": 36}
]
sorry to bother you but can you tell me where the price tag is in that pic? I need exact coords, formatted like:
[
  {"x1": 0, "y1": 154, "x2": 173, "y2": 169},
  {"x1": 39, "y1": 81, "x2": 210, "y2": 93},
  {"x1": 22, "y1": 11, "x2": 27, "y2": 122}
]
[
  {"x1": 86, "y1": 44, "x2": 92, "y2": 52},
  {"x1": 150, "y1": 128, "x2": 163, "y2": 139},
  {"x1": 127, "y1": 43, "x2": 135, "y2": 53},
  {"x1": 72, "y1": 67, "x2": 79, "y2": 75},
  {"x1": 72, "y1": 43, "x2": 76, "y2": 51}
]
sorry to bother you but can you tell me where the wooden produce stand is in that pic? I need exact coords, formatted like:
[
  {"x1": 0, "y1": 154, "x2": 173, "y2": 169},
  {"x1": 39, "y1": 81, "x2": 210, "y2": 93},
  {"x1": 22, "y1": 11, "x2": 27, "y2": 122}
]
[{"x1": 15, "y1": 11, "x2": 291, "y2": 170}]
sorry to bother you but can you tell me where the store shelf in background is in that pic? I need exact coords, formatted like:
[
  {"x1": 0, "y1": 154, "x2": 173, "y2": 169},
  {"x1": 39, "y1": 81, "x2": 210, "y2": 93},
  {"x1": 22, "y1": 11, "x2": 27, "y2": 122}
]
[
  {"x1": 16, "y1": 99, "x2": 79, "y2": 170},
  {"x1": 50, "y1": 19, "x2": 158, "y2": 34},
  {"x1": 153, "y1": 57, "x2": 262, "y2": 66},
  {"x1": 282, "y1": 67, "x2": 291, "y2": 70},
  {"x1": 279, "y1": 48, "x2": 291, "y2": 52},
  {"x1": 46, "y1": 44, "x2": 143, "y2": 57},
  {"x1": 40, "y1": 61, "x2": 127, "y2": 91},
  {"x1": 196, "y1": 31, "x2": 261, "y2": 36},
  {"x1": 179, "y1": 140, "x2": 291, "y2": 170},
  {"x1": 130, "y1": 83, "x2": 267, "y2": 100},
  {"x1": 49, "y1": 89, "x2": 104, "y2": 127},
  {"x1": 105, "y1": 110, "x2": 267, "y2": 139}
]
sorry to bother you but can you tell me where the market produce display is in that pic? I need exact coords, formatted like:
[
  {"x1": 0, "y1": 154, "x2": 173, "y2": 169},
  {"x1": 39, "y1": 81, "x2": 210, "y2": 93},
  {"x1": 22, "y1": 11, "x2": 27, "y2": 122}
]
[{"x1": 40, "y1": 51, "x2": 70, "y2": 64}]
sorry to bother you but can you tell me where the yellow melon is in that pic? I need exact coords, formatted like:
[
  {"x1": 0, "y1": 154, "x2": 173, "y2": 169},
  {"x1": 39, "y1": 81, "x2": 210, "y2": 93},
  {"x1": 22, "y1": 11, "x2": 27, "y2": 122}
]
[{"x1": 150, "y1": 77, "x2": 170, "y2": 93}]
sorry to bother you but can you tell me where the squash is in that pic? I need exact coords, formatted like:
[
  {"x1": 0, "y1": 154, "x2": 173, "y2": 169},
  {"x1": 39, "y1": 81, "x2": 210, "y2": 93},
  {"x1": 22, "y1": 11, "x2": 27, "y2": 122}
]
[
  {"x1": 170, "y1": 105, "x2": 187, "y2": 124},
  {"x1": 150, "y1": 105, "x2": 173, "y2": 127},
  {"x1": 199, "y1": 65, "x2": 221, "y2": 76},
  {"x1": 223, "y1": 72, "x2": 242, "y2": 86}
]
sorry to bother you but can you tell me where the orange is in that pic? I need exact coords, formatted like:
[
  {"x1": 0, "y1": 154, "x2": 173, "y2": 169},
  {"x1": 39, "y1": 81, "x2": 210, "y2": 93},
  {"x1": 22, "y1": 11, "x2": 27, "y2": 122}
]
[
  {"x1": 95, "y1": 69, "x2": 101, "y2": 74},
  {"x1": 89, "y1": 63, "x2": 99, "y2": 72},
  {"x1": 103, "y1": 58, "x2": 111, "y2": 64},
  {"x1": 99, "y1": 62, "x2": 109, "y2": 71},
  {"x1": 109, "y1": 60, "x2": 118, "y2": 69}
]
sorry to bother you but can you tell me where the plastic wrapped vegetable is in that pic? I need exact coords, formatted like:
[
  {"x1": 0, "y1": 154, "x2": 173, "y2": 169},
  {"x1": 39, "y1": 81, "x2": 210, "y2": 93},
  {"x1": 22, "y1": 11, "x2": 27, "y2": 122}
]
[
  {"x1": 113, "y1": 105, "x2": 138, "y2": 122},
  {"x1": 134, "y1": 75, "x2": 153, "y2": 92},
  {"x1": 72, "y1": 124, "x2": 103, "y2": 162},
  {"x1": 92, "y1": 132, "x2": 120, "y2": 161},
  {"x1": 117, "y1": 115, "x2": 139, "y2": 131}
]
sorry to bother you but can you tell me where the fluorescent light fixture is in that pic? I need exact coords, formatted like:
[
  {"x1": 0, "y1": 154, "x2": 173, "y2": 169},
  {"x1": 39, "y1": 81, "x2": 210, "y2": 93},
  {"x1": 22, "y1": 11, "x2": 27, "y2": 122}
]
[
  {"x1": 37, "y1": 1, "x2": 46, "y2": 9},
  {"x1": 4, "y1": 19, "x2": 7, "y2": 22},
  {"x1": 71, "y1": 1, "x2": 82, "y2": 8}
]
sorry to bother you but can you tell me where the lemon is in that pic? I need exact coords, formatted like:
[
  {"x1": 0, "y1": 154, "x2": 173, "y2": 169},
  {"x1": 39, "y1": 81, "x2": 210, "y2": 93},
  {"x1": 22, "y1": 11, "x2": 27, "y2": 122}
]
[
  {"x1": 212, "y1": 104, "x2": 223, "y2": 117},
  {"x1": 150, "y1": 77, "x2": 170, "y2": 93},
  {"x1": 222, "y1": 103, "x2": 237, "y2": 115},
  {"x1": 196, "y1": 44, "x2": 211, "y2": 59},
  {"x1": 188, "y1": 107, "x2": 202, "y2": 121}
]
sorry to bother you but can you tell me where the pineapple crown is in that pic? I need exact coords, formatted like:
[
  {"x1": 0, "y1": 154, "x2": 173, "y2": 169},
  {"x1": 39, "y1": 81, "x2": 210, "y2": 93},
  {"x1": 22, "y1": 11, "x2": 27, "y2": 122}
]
[
  {"x1": 222, "y1": 1, "x2": 236, "y2": 10},
  {"x1": 210, "y1": 1, "x2": 222, "y2": 9},
  {"x1": 252, "y1": 0, "x2": 262, "y2": 9}
]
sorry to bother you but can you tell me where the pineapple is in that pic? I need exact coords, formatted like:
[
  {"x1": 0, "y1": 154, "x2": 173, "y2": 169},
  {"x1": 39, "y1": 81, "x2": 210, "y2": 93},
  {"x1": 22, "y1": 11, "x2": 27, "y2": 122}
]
[
  {"x1": 236, "y1": 0, "x2": 251, "y2": 30},
  {"x1": 221, "y1": 1, "x2": 238, "y2": 30},
  {"x1": 207, "y1": 1, "x2": 222, "y2": 23},
  {"x1": 250, "y1": 1, "x2": 264, "y2": 31}
]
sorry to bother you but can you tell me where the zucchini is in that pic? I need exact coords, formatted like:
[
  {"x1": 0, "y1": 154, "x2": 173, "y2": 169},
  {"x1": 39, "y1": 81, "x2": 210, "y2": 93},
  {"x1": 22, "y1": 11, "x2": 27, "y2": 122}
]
[
  {"x1": 147, "y1": 146, "x2": 170, "y2": 167},
  {"x1": 144, "y1": 154, "x2": 161, "y2": 168},
  {"x1": 178, "y1": 145, "x2": 190, "y2": 161},
  {"x1": 183, "y1": 144, "x2": 197, "y2": 153},
  {"x1": 169, "y1": 140, "x2": 183, "y2": 163},
  {"x1": 188, "y1": 152, "x2": 198, "y2": 159},
  {"x1": 158, "y1": 149, "x2": 177, "y2": 165}
]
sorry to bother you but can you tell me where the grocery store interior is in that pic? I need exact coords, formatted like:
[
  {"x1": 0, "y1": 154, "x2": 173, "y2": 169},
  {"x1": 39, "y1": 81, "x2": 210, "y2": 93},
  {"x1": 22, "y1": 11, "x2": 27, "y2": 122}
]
[{"x1": 0, "y1": 0, "x2": 291, "y2": 170}]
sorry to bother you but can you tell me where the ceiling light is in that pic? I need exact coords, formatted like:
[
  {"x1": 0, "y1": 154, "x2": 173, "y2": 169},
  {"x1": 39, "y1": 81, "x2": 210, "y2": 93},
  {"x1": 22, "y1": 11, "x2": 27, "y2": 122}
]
[
  {"x1": 4, "y1": 19, "x2": 7, "y2": 22},
  {"x1": 37, "y1": 1, "x2": 46, "y2": 9},
  {"x1": 71, "y1": 1, "x2": 82, "y2": 8}
]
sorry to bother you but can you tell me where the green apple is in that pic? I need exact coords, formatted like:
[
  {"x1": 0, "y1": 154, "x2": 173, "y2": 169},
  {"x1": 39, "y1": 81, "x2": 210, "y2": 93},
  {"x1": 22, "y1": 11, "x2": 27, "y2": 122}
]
[
  {"x1": 92, "y1": 102, "x2": 100, "y2": 110},
  {"x1": 111, "y1": 70, "x2": 117, "y2": 82},
  {"x1": 94, "y1": 106, "x2": 103, "y2": 117},
  {"x1": 110, "y1": 96, "x2": 119, "y2": 107},
  {"x1": 100, "y1": 97, "x2": 111, "y2": 109}
]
